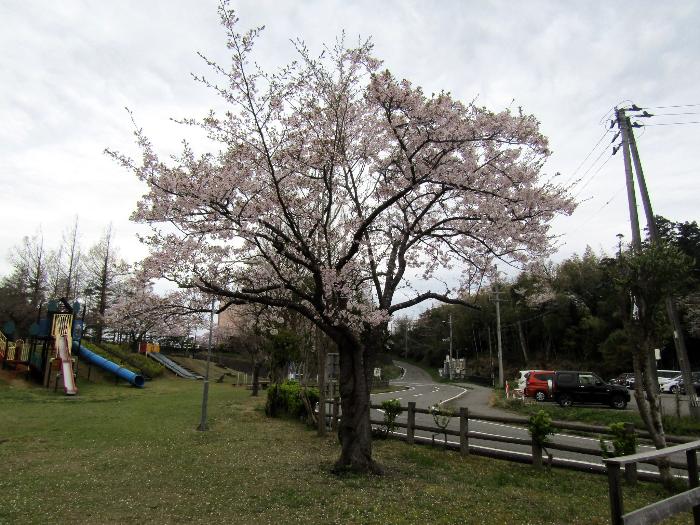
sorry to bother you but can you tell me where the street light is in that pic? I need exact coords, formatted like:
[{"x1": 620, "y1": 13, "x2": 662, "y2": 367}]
[
  {"x1": 442, "y1": 314, "x2": 453, "y2": 380},
  {"x1": 197, "y1": 296, "x2": 216, "y2": 432}
]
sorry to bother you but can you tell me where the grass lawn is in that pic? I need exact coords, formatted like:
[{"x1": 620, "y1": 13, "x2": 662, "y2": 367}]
[{"x1": 0, "y1": 373, "x2": 694, "y2": 524}]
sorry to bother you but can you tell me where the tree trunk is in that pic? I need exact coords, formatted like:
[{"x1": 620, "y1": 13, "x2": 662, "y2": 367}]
[
  {"x1": 251, "y1": 361, "x2": 261, "y2": 397},
  {"x1": 632, "y1": 329, "x2": 672, "y2": 487},
  {"x1": 517, "y1": 320, "x2": 529, "y2": 365},
  {"x1": 334, "y1": 334, "x2": 382, "y2": 475},
  {"x1": 666, "y1": 298, "x2": 700, "y2": 419}
]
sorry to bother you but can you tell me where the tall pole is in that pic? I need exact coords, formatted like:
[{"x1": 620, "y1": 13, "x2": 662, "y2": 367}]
[
  {"x1": 627, "y1": 119, "x2": 700, "y2": 417},
  {"x1": 487, "y1": 325, "x2": 494, "y2": 387},
  {"x1": 404, "y1": 321, "x2": 409, "y2": 360},
  {"x1": 448, "y1": 313, "x2": 453, "y2": 380},
  {"x1": 617, "y1": 108, "x2": 642, "y2": 250},
  {"x1": 197, "y1": 296, "x2": 216, "y2": 431},
  {"x1": 494, "y1": 285, "x2": 504, "y2": 388}
]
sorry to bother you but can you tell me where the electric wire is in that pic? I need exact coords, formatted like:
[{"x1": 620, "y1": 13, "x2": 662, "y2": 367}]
[
  {"x1": 561, "y1": 129, "x2": 612, "y2": 187},
  {"x1": 559, "y1": 183, "x2": 627, "y2": 245},
  {"x1": 647, "y1": 111, "x2": 700, "y2": 117},
  {"x1": 642, "y1": 121, "x2": 700, "y2": 126},
  {"x1": 640, "y1": 103, "x2": 700, "y2": 110},
  {"x1": 569, "y1": 140, "x2": 614, "y2": 192}
]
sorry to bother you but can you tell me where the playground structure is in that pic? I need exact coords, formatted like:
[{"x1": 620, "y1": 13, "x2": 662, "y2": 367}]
[
  {"x1": 0, "y1": 298, "x2": 145, "y2": 394},
  {"x1": 147, "y1": 351, "x2": 202, "y2": 380},
  {"x1": 138, "y1": 341, "x2": 160, "y2": 354}
]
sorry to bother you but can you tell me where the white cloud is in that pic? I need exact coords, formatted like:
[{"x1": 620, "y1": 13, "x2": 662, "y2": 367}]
[{"x1": 1, "y1": 0, "x2": 698, "y2": 291}]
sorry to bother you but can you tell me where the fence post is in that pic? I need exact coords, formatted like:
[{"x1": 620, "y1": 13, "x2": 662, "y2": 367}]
[
  {"x1": 624, "y1": 423, "x2": 637, "y2": 485},
  {"x1": 407, "y1": 402, "x2": 416, "y2": 445},
  {"x1": 459, "y1": 407, "x2": 469, "y2": 455},
  {"x1": 532, "y1": 441, "x2": 543, "y2": 469},
  {"x1": 607, "y1": 462, "x2": 624, "y2": 525},
  {"x1": 687, "y1": 449, "x2": 700, "y2": 523},
  {"x1": 331, "y1": 397, "x2": 339, "y2": 432}
]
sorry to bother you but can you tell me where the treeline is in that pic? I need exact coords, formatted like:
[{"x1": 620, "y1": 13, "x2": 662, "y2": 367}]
[
  {"x1": 0, "y1": 218, "x2": 129, "y2": 340},
  {"x1": 389, "y1": 216, "x2": 700, "y2": 380}
]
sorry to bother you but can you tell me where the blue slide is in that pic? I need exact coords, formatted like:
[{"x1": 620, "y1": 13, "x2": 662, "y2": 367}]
[{"x1": 73, "y1": 342, "x2": 145, "y2": 388}]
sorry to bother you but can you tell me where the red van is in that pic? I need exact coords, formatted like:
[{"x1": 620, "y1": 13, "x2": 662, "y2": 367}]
[{"x1": 524, "y1": 370, "x2": 555, "y2": 401}]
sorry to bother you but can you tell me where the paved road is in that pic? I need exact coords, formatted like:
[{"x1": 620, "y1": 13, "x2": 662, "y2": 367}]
[{"x1": 369, "y1": 361, "x2": 686, "y2": 477}]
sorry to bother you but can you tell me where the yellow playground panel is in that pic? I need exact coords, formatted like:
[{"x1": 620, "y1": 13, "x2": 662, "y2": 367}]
[{"x1": 138, "y1": 342, "x2": 160, "y2": 354}]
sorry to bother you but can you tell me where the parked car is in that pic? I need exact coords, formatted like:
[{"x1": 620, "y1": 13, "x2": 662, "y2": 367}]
[
  {"x1": 661, "y1": 374, "x2": 683, "y2": 394},
  {"x1": 681, "y1": 374, "x2": 700, "y2": 395},
  {"x1": 657, "y1": 370, "x2": 682, "y2": 388},
  {"x1": 665, "y1": 372, "x2": 700, "y2": 395},
  {"x1": 516, "y1": 370, "x2": 530, "y2": 391},
  {"x1": 610, "y1": 373, "x2": 635, "y2": 387},
  {"x1": 552, "y1": 371, "x2": 630, "y2": 409},
  {"x1": 524, "y1": 370, "x2": 555, "y2": 401}
]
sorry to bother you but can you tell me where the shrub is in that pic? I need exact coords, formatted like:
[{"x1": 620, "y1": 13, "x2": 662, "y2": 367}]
[
  {"x1": 600, "y1": 422, "x2": 637, "y2": 458},
  {"x1": 381, "y1": 398, "x2": 402, "y2": 436},
  {"x1": 528, "y1": 410, "x2": 554, "y2": 447},
  {"x1": 265, "y1": 381, "x2": 319, "y2": 422}
]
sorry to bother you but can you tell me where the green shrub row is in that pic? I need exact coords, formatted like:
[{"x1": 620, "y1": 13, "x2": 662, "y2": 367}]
[{"x1": 265, "y1": 381, "x2": 319, "y2": 421}]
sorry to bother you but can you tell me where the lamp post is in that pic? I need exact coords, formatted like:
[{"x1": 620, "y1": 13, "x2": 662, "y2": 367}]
[
  {"x1": 443, "y1": 314, "x2": 454, "y2": 380},
  {"x1": 616, "y1": 233, "x2": 624, "y2": 258},
  {"x1": 197, "y1": 296, "x2": 216, "y2": 432}
]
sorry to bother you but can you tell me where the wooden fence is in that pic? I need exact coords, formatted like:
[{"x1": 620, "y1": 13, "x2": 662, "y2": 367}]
[
  {"x1": 360, "y1": 401, "x2": 696, "y2": 479},
  {"x1": 605, "y1": 440, "x2": 700, "y2": 524}
]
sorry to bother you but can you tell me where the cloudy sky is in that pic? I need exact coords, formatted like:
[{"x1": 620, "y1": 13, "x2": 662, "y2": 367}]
[{"x1": 1, "y1": 0, "x2": 699, "y2": 285}]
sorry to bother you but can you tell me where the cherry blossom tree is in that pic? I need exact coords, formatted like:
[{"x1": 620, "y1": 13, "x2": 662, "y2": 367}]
[
  {"x1": 104, "y1": 276, "x2": 207, "y2": 348},
  {"x1": 109, "y1": 5, "x2": 574, "y2": 473}
]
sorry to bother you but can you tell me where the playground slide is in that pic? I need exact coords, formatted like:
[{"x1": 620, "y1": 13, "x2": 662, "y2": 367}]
[
  {"x1": 56, "y1": 336, "x2": 78, "y2": 395},
  {"x1": 146, "y1": 352, "x2": 202, "y2": 380},
  {"x1": 74, "y1": 343, "x2": 145, "y2": 388}
]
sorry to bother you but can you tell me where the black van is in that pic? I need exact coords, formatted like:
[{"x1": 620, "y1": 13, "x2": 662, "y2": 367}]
[{"x1": 553, "y1": 371, "x2": 630, "y2": 409}]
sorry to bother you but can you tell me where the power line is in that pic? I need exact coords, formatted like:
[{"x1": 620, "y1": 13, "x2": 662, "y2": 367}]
[
  {"x1": 561, "y1": 129, "x2": 612, "y2": 187},
  {"x1": 566, "y1": 183, "x2": 626, "y2": 237},
  {"x1": 641, "y1": 121, "x2": 700, "y2": 126},
  {"x1": 641, "y1": 103, "x2": 700, "y2": 110},
  {"x1": 649, "y1": 111, "x2": 700, "y2": 117},
  {"x1": 572, "y1": 155, "x2": 614, "y2": 198}
]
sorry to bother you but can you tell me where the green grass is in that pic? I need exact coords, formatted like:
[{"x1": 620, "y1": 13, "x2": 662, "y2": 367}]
[
  {"x1": 493, "y1": 393, "x2": 700, "y2": 437},
  {"x1": 88, "y1": 341, "x2": 165, "y2": 378},
  {"x1": 0, "y1": 373, "x2": 694, "y2": 524}
]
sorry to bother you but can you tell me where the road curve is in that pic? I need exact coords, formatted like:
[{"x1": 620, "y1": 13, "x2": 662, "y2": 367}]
[{"x1": 369, "y1": 360, "x2": 677, "y2": 479}]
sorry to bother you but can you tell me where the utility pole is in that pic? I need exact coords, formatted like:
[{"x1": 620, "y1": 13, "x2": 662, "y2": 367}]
[
  {"x1": 626, "y1": 115, "x2": 700, "y2": 418},
  {"x1": 197, "y1": 296, "x2": 216, "y2": 431},
  {"x1": 617, "y1": 108, "x2": 642, "y2": 250}
]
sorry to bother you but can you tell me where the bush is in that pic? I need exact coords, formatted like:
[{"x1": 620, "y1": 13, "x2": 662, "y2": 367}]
[
  {"x1": 600, "y1": 422, "x2": 637, "y2": 458},
  {"x1": 381, "y1": 398, "x2": 402, "y2": 436},
  {"x1": 265, "y1": 381, "x2": 319, "y2": 421},
  {"x1": 527, "y1": 410, "x2": 554, "y2": 447}
]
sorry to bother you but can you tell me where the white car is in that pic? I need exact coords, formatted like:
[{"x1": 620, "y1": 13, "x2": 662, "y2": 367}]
[
  {"x1": 517, "y1": 370, "x2": 530, "y2": 390},
  {"x1": 657, "y1": 369, "x2": 681, "y2": 389},
  {"x1": 661, "y1": 374, "x2": 683, "y2": 393}
]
